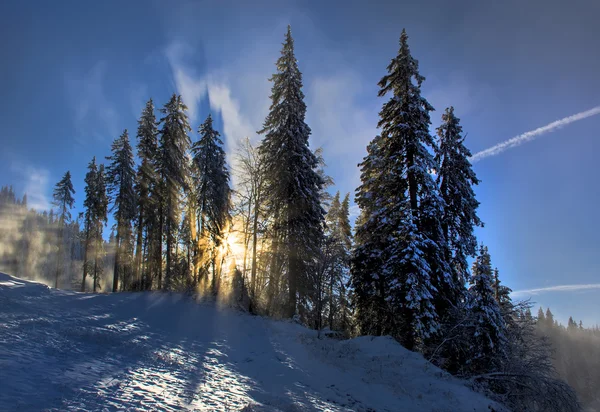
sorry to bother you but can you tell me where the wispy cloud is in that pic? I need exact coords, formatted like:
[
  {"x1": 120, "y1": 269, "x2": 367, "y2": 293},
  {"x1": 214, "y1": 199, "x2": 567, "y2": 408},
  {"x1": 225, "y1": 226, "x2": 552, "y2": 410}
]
[
  {"x1": 165, "y1": 42, "x2": 206, "y2": 123},
  {"x1": 64, "y1": 61, "x2": 120, "y2": 143},
  {"x1": 471, "y1": 106, "x2": 600, "y2": 162},
  {"x1": 307, "y1": 72, "x2": 377, "y2": 205},
  {"x1": 425, "y1": 72, "x2": 493, "y2": 125},
  {"x1": 9, "y1": 162, "x2": 50, "y2": 211},
  {"x1": 512, "y1": 283, "x2": 600, "y2": 297},
  {"x1": 205, "y1": 81, "x2": 255, "y2": 154},
  {"x1": 164, "y1": 41, "x2": 273, "y2": 153},
  {"x1": 128, "y1": 82, "x2": 149, "y2": 118}
]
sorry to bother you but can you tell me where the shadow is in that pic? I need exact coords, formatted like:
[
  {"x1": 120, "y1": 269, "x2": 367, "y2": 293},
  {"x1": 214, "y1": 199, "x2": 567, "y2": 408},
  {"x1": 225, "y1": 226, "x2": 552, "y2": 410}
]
[{"x1": 0, "y1": 276, "x2": 351, "y2": 411}]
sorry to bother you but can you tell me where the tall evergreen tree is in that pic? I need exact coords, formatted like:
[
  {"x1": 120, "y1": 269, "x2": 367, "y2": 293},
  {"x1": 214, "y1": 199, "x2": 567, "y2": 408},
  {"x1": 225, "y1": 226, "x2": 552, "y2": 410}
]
[
  {"x1": 158, "y1": 94, "x2": 192, "y2": 289},
  {"x1": 106, "y1": 129, "x2": 136, "y2": 292},
  {"x1": 192, "y1": 114, "x2": 231, "y2": 287},
  {"x1": 324, "y1": 192, "x2": 353, "y2": 331},
  {"x1": 81, "y1": 161, "x2": 109, "y2": 292},
  {"x1": 492, "y1": 267, "x2": 512, "y2": 310},
  {"x1": 134, "y1": 99, "x2": 159, "y2": 290},
  {"x1": 545, "y1": 307, "x2": 555, "y2": 328},
  {"x1": 92, "y1": 164, "x2": 108, "y2": 292},
  {"x1": 435, "y1": 106, "x2": 482, "y2": 302},
  {"x1": 537, "y1": 307, "x2": 546, "y2": 323},
  {"x1": 258, "y1": 25, "x2": 324, "y2": 318},
  {"x1": 82, "y1": 157, "x2": 98, "y2": 291},
  {"x1": 467, "y1": 244, "x2": 507, "y2": 373},
  {"x1": 351, "y1": 29, "x2": 444, "y2": 350},
  {"x1": 52, "y1": 171, "x2": 75, "y2": 289}
]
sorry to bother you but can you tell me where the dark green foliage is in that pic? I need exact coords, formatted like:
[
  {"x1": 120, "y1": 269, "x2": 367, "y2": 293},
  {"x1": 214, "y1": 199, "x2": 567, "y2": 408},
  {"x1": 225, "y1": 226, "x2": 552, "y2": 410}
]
[
  {"x1": 351, "y1": 29, "x2": 443, "y2": 350},
  {"x1": 466, "y1": 245, "x2": 507, "y2": 373},
  {"x1": 192, "y1": 115, "x2": 231, "y2": 245},
  {"x1": 436, "y1": 106, "x2": 482, "y2": 305},
  {"x1": 106, "y1": 129, "x2": 137, "y2": 292},
  {"x1": 134, "y1": 99, "x2": 159, "y2": 291},
  {"x1": 258, "y1": 26, "x2": 324, "y2": 318},
  {"x1": 52, "y1": 171, "x2": 75, "y2": 288},
  {"x1": 157, "y1": 94, "x2": 192, "y2": 289}
]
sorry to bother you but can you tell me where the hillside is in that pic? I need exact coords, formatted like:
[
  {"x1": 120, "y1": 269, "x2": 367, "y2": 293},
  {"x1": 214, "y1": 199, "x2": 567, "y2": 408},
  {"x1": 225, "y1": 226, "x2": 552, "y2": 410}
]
[{"x1": 0, "y1": 272, "x2": 503, "y2": 411}]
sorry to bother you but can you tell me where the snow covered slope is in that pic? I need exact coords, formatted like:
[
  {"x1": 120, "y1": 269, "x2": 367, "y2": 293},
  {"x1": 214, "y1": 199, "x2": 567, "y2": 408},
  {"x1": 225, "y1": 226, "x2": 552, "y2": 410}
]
[{"x1": 0, "y1": 273, "x2": 503, "y2": 411}]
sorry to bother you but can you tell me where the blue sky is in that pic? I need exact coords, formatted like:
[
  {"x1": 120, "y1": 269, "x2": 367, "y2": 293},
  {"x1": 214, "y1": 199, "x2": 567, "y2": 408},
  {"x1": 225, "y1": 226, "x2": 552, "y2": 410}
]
[{"x1": 1, "y1": 0, "x2": 599, "y2": 325}]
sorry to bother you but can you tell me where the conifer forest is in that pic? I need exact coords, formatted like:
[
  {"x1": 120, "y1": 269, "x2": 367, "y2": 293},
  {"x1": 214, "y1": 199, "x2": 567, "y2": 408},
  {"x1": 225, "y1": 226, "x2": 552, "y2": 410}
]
[{"x1": 1, "y1": 23, "x2": 598, "y2": 412}]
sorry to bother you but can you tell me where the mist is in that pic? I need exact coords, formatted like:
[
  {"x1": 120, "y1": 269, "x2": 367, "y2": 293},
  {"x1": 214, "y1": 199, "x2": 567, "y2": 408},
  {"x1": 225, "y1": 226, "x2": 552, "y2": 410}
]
[
  {"x1": 0, "y1": 185, "x2": 114, "y2": 292},
  {"x1": 536, "y1": 307, "x2": 600, "y2": 411}
]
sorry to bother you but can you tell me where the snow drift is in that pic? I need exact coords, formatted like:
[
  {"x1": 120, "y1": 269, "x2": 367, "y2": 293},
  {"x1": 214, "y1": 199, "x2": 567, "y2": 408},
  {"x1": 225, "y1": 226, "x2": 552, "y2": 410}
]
[{"x1": 0, "y1": 272, "x2": 503, "y2": 411}]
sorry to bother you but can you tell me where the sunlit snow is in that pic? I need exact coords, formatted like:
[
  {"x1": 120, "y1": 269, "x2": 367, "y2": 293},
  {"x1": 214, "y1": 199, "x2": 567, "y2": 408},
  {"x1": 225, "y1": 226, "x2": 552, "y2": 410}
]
[{"x1": 0, "y1": 272, "x2": 502, "y2": 411}]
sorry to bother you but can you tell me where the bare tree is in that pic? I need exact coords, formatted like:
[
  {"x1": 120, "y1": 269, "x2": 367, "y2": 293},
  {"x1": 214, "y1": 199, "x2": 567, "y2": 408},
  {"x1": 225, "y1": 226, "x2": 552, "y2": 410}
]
[{"x1": 232, "y1": 137, "x2": 266, "y2": 304}]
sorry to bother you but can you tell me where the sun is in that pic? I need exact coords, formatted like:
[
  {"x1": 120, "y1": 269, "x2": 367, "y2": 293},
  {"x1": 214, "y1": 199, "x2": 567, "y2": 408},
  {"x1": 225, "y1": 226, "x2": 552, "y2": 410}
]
[{"x1": 219, "y1": 222, "x2": 246, "y2": 269}]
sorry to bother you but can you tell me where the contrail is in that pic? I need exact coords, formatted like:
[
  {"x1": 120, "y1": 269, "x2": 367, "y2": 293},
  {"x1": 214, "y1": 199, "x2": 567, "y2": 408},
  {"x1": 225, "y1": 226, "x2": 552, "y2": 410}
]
[
  {"x1": 470, "y1": 106, "x2": 600, "y2": 162},
  {"x1": 511, "y1": 283, "x2": 600, "y2": 297}
]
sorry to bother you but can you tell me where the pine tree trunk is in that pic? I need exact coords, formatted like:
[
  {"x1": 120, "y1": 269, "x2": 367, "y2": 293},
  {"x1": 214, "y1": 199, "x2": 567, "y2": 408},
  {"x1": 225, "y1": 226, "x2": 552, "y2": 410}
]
[
  {"x1": 165, "y1": 196, "x2": 172, "y2": 289},
  {"x1": 54, "y1": 203, "x2": 66, "y2": 289},
  {"x1": 242, "y1": 196, "x2": 252, "y2": 279},
  {"x1": 328, "y1": 273, "x2": 334, "y2": 329},
  {"x1": 250, "y1": 205, "x2": 259, "y2": 299},
  {"x1": 376, "y1": 277, "x2": 385, "y2": 336},
  {"x1": 195, "y1": 213, "x2": 201, "y2": 283},
  {"x1": 211, "y1": 253, "x2": 216, "y2": 294},
  {"x1": 134, "y1": 205, "x2": 144, "y2": 291},
  {"x1": 93, "y1": 233, "x2": 99, "y2": 293},
  {"x1": 288, "y1": 248, "x2": 298, "y2": 319},
  {"x1": 266, "y1": 202, "x2": 282, "y2": 316},
  {"x1": 340, "y1": 283, "x2": 347, "y2": 333},
  {"x1": 112, "y1": 227, "x2": 120, "y2": 292},
  {"x1": 142, "y1": 233, "x2": 149, "y2": 290},
  {"x1": 81, "y1": 224, "x2": 91, "y2": 292},
  {"x1": 157, "y1": 205, "x2": 164, "y2": 290},
  {"x1": 406, "y1": 147, "x2": 419, "y2": 220}
]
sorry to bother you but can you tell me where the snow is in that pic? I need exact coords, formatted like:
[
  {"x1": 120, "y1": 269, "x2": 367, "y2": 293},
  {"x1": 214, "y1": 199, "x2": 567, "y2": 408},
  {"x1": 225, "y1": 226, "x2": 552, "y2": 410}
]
[{"x1": 0, "y1": 272, "x2": 503, "y2": 411}]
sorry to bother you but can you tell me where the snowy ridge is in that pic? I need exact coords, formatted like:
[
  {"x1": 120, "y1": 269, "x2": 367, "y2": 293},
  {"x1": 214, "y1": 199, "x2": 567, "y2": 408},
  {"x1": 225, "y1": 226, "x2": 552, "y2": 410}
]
[{"x1": 0, "y1": 272, "x2": 503, "y2": 411}]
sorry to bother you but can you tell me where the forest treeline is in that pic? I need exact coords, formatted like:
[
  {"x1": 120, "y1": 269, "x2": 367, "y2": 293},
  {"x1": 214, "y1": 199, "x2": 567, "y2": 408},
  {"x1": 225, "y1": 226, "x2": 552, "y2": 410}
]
[{"x1": 0, "y1": 26, "x2": 589, "y2": 411}]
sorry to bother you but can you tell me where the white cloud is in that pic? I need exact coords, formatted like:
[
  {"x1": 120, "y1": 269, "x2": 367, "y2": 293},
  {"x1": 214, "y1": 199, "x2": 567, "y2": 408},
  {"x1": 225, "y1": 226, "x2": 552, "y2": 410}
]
[
  {"x1": 164, "y1": 41, "x2": 274, "y2": 151},
  {"x1": 205, "y1": 81, "x2": 256, "y2": 154},
  {"x1": 511, "y1": 283, "x2": 600, "y2": 297},
  {"x1": 165, "y1": 42, "x2": 207, "y2": 123},
  {"x1": 64, "y1": 61, "x2": 120, "y2": 143}
]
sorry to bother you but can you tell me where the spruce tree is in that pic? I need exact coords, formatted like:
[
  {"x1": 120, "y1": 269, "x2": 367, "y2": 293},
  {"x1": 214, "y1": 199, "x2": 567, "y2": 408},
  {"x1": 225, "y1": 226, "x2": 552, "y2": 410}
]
[
  {"x1": 545, "y1": 308, "x2": 555, "y2": 328},
  {"x1": 92, "y1": 165, "x2": 108, "y2": 292},
  {"x1": 324, "y1": 192, "x2": 342, "y2": 329},
  {"x1": 351, "y1": 29, "x2": 443, "y2": 349},
  {"x1": 192, "y1": 114, "x2": 231, "y2": 286},
  {"x1": 467, "y1": 244, "x2": 507, "y2": 373},
  {"x1": 82, "y1": 161, "x2": 109, "y2": 292},
  {"x1": 324, "y1": 192, "x2": 353, "y2": 331},
  {"x1": 258, "y1": 26, "x2": 324, "y2": 317},
  {"x1": 158, "y1": 94, "x2": 192, "y2": 289},
  {"x1": 537, "y1": 307, "x2": 546, "y2": 324},
  {"x1": 492, "y1": 267, "x2": 512, "y2": 311},
  {"x1": 82, "y1": 157, "x2": 98, "y2": 291},
  {"x1": 435, "y1": 106, "x2": 482, "y2": 305},
  {"x1": 106, "y1": 129, "x2": 136, "y2": 292},
  {"x1": 52, "y1": 171, "x2": 75, "y2": 289},
  {"x1": 134, "y1": 99, "x2": 159, "y2": 290}
]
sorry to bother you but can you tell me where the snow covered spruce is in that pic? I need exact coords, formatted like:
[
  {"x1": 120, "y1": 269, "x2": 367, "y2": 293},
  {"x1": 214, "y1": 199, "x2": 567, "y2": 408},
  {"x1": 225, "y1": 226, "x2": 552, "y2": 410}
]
[{"x1": 0, "y1": 27, "x2": 580, "y2": 411}]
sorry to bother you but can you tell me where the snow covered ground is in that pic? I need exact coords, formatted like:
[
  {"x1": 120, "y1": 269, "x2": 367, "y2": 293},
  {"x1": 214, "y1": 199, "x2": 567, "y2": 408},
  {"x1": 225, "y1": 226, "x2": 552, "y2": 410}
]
[{"x1": 0, "y1": 272, "x2": 503, "y2": 411}]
